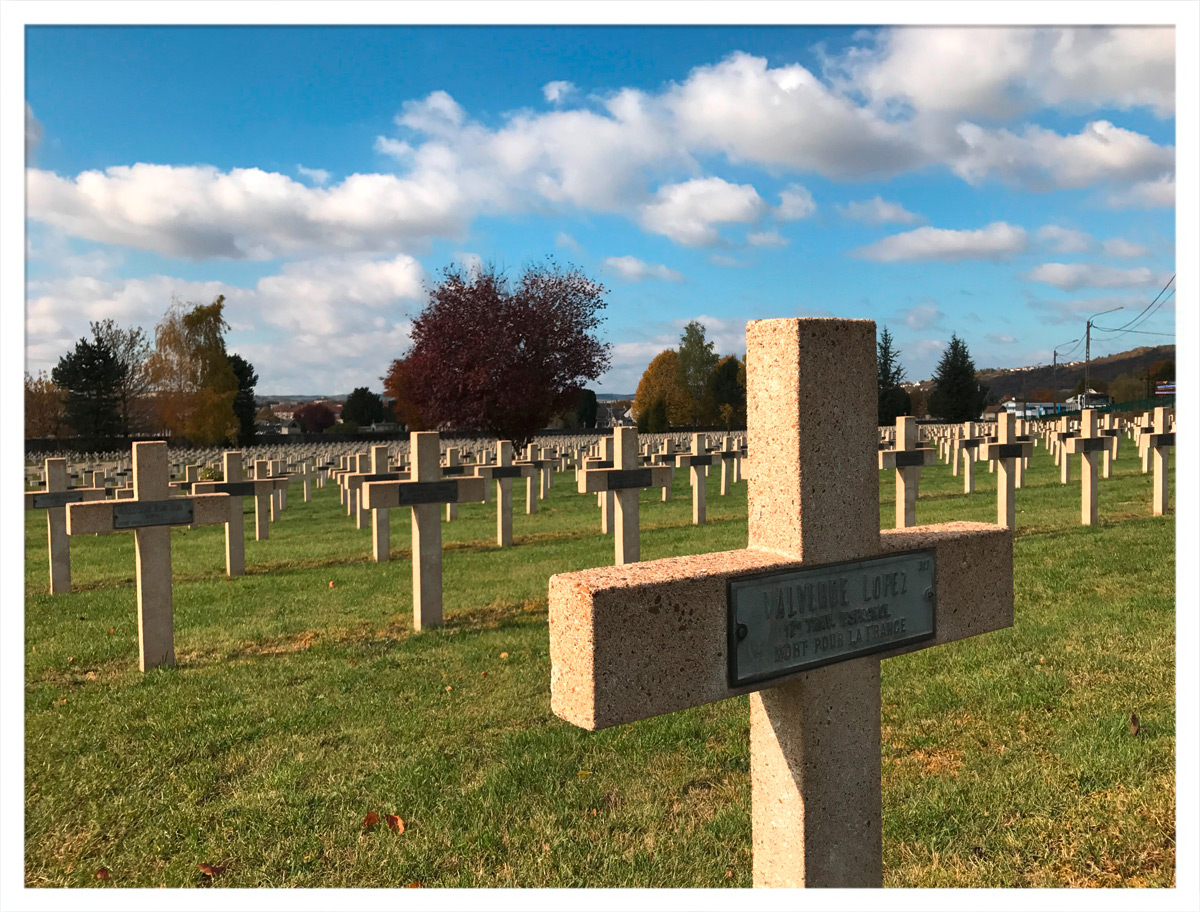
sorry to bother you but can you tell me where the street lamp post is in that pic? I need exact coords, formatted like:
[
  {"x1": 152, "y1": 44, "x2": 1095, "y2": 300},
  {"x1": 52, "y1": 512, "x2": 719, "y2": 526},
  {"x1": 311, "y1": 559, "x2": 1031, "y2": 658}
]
[
  {"x1": 1084, "y1": 307, "x2": 1123, "y2": 405},
  {"x1": 1053, "y1": 339, "x2": 1079, "y2": 413}
]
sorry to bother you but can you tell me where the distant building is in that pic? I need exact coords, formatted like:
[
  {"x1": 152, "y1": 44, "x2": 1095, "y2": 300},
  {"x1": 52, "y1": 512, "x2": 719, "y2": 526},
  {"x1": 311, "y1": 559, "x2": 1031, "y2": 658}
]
[{"x1": 1064, "y1": 391, "x2": 1112, "y2": 410}]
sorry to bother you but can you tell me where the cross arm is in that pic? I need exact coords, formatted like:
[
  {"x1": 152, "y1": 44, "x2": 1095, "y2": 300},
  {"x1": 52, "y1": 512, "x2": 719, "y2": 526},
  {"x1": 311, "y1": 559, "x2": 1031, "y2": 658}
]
[
  {"x1": 878, "y1": 448, "x2": 937, "y2": 470},
  {"x1": 24, "y1": 488, "x2": 107, "y2": 510},
  {"x1": 1064, "y1": 436, "x2": 1117, "y2": 455},
  {"x1": 577, "y1": 465, "x2": 673, "y2": 494},
  {"x1": 549, "y1": 521, "x2": 1012, "y2": 731},
  {"x1": 362, "y1": 476, "x2": 486, "y2": 509},
  {"x1": 66, "y1": 494, "x2": 231, "y2": 535}
]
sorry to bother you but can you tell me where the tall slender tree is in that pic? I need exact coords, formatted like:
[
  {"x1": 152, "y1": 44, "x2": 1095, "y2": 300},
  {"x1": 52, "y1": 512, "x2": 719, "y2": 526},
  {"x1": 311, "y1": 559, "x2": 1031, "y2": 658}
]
[
  {"x1": 877, "y1": 326, "x2": 912, "y2": 425},
  {"x1": 707, "y1": 354, "x2": 746, "y2": 428},
  {"x1": 90, "y1": 318, "x2": 153, "y2": 435},
  {"x1": 228, "y1": 353, "x2": 258, "y2": 445},
  {"x1": 928, "y1": 334, "x2": 989, "y2": 422},
  {"x1": 675, "y1": 320, "x2": 719, "y2": 424}
]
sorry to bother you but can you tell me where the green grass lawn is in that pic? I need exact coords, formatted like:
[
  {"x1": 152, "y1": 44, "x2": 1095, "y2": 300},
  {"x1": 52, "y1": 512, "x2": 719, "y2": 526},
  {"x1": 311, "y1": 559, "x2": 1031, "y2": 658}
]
[{"x1": 23, "y1": 445, "x2": 1175, "y2": 888}]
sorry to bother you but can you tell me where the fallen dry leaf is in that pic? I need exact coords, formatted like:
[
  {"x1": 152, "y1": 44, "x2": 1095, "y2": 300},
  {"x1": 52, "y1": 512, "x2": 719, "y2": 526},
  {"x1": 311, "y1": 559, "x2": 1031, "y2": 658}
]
[
  {"x1": 1130, "y1": 712, "x2": 1141, "y2": 736},
  {"x1": 96, "y1": 866, "x2": 110, "y2": 881},
  {"x1": 406, "y1": 881, "x2": 422, "y2": 888},
  {"x1": 500, "y1": 652, "x2": 509, "y2": 659},
  {"x1": 329, "y1": 580, "x2": 335, "y2": 588},
  {"x1": 85, "y1": 671, "x2": 98, "y2": 681},
  {"x1": 445, "y1": 686, "x2": 452, "y2": 692},
  {"x1": 67, "y1": 657, "x2": 74, "y2": 664},
  {"x1": 577, "y1": 770, "x2": 591, "y2": 780},
  {"x1": 480, "y1": 672, "x2": 488, "y2": 678},
  {"x1": 362, "y1": 812, "x2": 380, "y2": 829},
  {"x1": 107, "y1": 627, "x2": 114, "y2": 634},
  {"x1": 385, "y1": 814, "x2": 405, "y2": 834},
  {"x1": 198, "y1": 863, "x2": 226, "y2": 878}
]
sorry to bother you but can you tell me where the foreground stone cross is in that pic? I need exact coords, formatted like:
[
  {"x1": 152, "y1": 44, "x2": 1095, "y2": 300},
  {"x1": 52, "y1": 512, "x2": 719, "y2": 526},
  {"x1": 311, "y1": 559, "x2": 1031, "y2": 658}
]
[
  {"x1": 66, "y1": 441, "x2": 229, "y2": 671},
  {"x1": 877, "y1": 416, "x2": 936, "y2": 529},
  {"x1": 362, "y1": 432, "x2": 485, "y2": 629},
  {"x1": 23, "y1": 457, "x2": 107, "y2": 594},
  {"x1": 549, "y1": 319, "x2": 1014, "y2": 888},
  {"x1": 577, "y1": 426, "x2": 672, "y2": 566},
  {"x1": 1064, "y1": 409, "x2": 1116, "y2": 526}
]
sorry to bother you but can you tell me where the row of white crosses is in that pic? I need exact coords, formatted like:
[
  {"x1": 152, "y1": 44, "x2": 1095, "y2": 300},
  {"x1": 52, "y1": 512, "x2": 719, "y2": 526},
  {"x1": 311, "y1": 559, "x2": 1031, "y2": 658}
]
[{"x1": 550, "y1": 318, "x2": 1015, "y2": 887}]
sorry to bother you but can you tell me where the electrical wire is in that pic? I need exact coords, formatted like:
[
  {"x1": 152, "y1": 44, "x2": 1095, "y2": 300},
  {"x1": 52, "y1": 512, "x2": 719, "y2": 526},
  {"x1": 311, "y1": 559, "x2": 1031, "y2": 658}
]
[{"x1": 1093, "y1": 275, "x2": 1174, "y2": 334}]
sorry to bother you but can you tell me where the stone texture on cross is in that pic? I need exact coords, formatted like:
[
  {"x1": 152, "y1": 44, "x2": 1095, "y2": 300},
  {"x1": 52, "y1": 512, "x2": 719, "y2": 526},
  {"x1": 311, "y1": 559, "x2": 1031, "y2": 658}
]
[
  {"x1": 549, "y1": 319, "x2": 1013, "y2": 888},
  {"x1": 67, "y1": 441, "x2": 230, "y2": 671}
]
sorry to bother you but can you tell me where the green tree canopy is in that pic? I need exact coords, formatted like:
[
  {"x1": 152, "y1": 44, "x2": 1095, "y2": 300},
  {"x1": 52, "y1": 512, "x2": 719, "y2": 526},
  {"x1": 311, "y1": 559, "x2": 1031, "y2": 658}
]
[
  {"x1": 228, "y1": 353, "x2": 258, "y2": 445},
  {"x1": 341, "y1": 387, "x2": 391, "y2": 426},
  {"x1": 928, "y1": 334, "x2": 988, "y2": 422},
  {"x1": 707, "y1": 354, "x2": 746, "y2": 428},
  {"x1": 90, "y1": 318, "x2": 153, "y2": 435},
  {"x1": 52, "y1": 330, "x2": 123, "y2": 440},
  {"x1": 676, "y1": 320, "x2": 719, "y2": 424},
  {"x1": 877, "y1": 326, "x2": 912, "y2": 426}
]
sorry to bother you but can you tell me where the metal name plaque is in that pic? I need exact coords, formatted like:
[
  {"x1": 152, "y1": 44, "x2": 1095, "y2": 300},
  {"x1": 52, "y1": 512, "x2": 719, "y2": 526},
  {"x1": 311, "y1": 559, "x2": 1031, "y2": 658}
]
[
  {"x1": 113, "y1": 499, "x2": 194, "y2": 529},
  {"x1": 893, "y1": 450, "x2": 928, "y2": 468},
  {"x1": 728, "y1": 549, "x2": 936, "y2": 687},
  {"x1": 489, "y1": 466, "x2": 524, "y2": 479},
  {"x1": 32, "y1": 491, "x2": 85, "y2": 509},
  {"x1": 394, "y1": 480, "x2": 459, "y2": 507},
  {"x1": 1079, "y1": 437, "x2": 1108, "y2": 452},
  {"x1": 608, "y1": 468, "x2": 653, "y2": 489}
]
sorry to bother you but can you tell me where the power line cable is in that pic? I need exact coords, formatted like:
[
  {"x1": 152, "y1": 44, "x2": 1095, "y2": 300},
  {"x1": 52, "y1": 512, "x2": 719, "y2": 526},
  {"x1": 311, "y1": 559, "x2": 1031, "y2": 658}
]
[{"x1": 1094, "y1": 274, "x2": 1174, "y2": 334}]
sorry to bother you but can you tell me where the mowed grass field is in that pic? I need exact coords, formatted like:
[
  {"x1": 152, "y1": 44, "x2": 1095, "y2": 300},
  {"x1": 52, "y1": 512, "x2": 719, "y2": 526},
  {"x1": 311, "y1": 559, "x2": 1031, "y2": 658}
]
[{"x1": 24, "y1": 441, "x2": 1175, "y2": 888}]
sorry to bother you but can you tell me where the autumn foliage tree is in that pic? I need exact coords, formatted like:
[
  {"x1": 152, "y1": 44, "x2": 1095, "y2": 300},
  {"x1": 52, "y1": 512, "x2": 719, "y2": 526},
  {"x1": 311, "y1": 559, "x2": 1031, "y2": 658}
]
[
  {"x1": 385, "y1": 260, "x2": 611, "y2": 442},
  {"x1": 633, "y1": 350, "x2": 692, "y2": 427},
  {"x1": 147, "y1": 295, "x2": 239, "y2": 445},
  {"x1": 25, "y1": 371, "x2": 67, "y2": 438},
  {"x1": 294, "y1": 402, "x2": 336, "y2": 433}
]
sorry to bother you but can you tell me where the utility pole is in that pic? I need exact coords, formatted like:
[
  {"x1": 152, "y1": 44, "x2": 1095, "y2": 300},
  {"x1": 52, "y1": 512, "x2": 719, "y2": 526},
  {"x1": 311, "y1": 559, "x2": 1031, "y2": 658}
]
[{"x1": 1083, "y1": 307, "x2": 1123, "y2": 407}]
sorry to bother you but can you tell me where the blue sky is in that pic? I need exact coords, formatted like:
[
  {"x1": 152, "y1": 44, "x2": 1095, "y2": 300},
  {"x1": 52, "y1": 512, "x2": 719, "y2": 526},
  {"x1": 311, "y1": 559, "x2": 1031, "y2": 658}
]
[{"x1": 22, "y1": 23, "x2": 1178, "y2": 395}]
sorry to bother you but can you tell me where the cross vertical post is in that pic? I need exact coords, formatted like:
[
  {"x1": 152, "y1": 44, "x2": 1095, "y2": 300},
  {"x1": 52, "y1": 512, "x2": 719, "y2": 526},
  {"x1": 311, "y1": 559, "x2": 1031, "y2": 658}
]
[
  {"x1": 1150, "y1": 407, "x2": 1175, "y2": 515},
  {"x1": 411, "y1": 431, "x2": 443, "y2": 630},
  {"x1": 43, "y1": 458, "x2": 71, "y2": 593},
  {"x1": 496, "y1": 441, "x2": 514, "y2": 547},
  {"x1": 445, "y1": 447, "x2": 460, "y2": 521},
  {"x1": 253, "y1": 459, "x2": 272, "y2": 539},
  {"x1": 371, "y1": 445, "x2": 391, "y2": 561},
  {"x1": 222, "y1": 451, "x2": 245, "y2": 576},
  {"x1": 1065, "y1": 409, "x2": 1115, "y2": 526},
  {"x1": 878, "y1": 416, "x2": 935, "y2": 529}
]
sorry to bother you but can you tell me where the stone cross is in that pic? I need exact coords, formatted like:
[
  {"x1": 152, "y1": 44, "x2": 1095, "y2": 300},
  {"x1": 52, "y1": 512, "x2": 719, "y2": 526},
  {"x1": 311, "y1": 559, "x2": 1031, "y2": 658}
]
[
  {"x1": 577, "y1": 426, "x2": 672, "y2": 565},
  {"x1": 252, "y1": 459, "x2": 289, "y2": 536},
  {"x1": 488, "y1": 441, "x2": 534, "y2": 547},
  {"x1": 191, "y1": 451, "x2": 251, "y2": 575},
  {"x1": 954, "y1": 422, "x2": 986, "y2": 494},
  {"x1": 516, "y1": 444, "x2": 550, "y2": 515},
  {"x1": 715, "y1": 435, "x2": 740, "y2": 496},
  {"x1": 1055, "y1": 416, "x2": 1077, "y2": 483},
  {"x1": 580, "y1": 437, "x2": 617, "y2": 534},
  {"x1": 291, "y1": 459, "x2": 315, "y2": 502},
  {"x1": 362, "y1": 432, "x2": 485, "y2": 629},
  {"x1": 1147, "y1": 406, "x2": 1175, "y2": 516},
  {"x1": 66, "y1": 441, "x2": 229, "y2": 671},
  {"x1": 675, "y1": 433, "x2": 711, "y2": 525},
  {"x1": 444, "y1": 447, "x2": 461, "y2": 521},
  {"x1": 549, "y1": 319, "x2": 1014, "y2": 888},
  {"x1": 656, "y1": 438, "x2": 677, "y2": 501},
  {"x1": 23, "y1": 457, "x2": 107, "y2": 594},
  {"x1": 877, "y1": 416, "x2": 936, "y2": 529},
  {"x1": 982, "y1": 413, "x2": 1032, "y2": 528},
  {"x1": 1064, "y1": 409, "x2": 1116, "y2": 526}
]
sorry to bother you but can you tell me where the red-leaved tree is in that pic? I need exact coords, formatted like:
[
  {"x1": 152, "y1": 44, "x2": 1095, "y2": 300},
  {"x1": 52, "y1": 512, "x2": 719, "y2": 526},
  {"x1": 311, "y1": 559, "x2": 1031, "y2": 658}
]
[
  {"x1": 293, "y1": 402, "x2": 336, "y2": 433},
  {"x1": 385, "y1": 260, "x2": 611, "y2": 443}
]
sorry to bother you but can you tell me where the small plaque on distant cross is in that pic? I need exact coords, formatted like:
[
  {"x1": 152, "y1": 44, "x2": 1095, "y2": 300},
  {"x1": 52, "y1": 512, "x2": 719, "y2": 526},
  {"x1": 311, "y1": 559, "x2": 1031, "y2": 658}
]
[{"x1": 728, "y1": 550, "x2": 937, "y2": 687}]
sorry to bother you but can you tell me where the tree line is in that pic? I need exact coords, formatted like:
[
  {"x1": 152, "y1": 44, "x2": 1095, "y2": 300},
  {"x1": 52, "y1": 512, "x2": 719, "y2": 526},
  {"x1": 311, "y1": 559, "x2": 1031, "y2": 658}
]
[{"x1": 25, "y1": 296, "x2": 259, "y2": 447}]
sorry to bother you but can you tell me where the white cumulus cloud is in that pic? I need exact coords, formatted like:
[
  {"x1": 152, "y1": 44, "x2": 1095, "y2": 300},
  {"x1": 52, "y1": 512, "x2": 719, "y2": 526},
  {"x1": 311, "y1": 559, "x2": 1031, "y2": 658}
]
[
  {"x1": 639, "y1": 177, "x2": 768, "y2": 247},
  {"x1": 1101, "y1": 238, "x2": 1151, "y2": 258},
  {"x1": 543, "y1": 80, "x2": 576, "y2": 104},
  {"x1": 1025, "y1": 262, "x2": 1163, "y2": 290},
  {"x1": 838, "y1": 196, "x2": 921, "y2": 224},
  {"x1": 603, "y1": 256, "x2": 684, "y2": 282},
  {"x1": 746, "y1": 231, "x2": 788, "y2": 248},
  {"x1": 1106, "y1": 175, "x2": 1175, "y2": 209},
  {"x1": 854, "y1": 222, "x2": 1027, "y2": 262},
  {"x1": 296, "y1": 165, "x2": 330, "y2": 186},
  {"x1": 1037, "y1": 225, "x2": 1092, "y2": 253},
  {"x1": 777, "y1": 184, "x2": 816, "y2": 220}
]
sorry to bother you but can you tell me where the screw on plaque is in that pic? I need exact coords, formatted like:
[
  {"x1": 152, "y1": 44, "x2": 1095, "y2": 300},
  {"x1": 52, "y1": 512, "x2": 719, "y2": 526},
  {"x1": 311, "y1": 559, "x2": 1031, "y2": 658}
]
[
  {"x1": 736, "y1": 623, "x2": 748, "y2": 641},
  {"x1": 924, "y1": 587, "x2": 934, "y2": 601}
]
